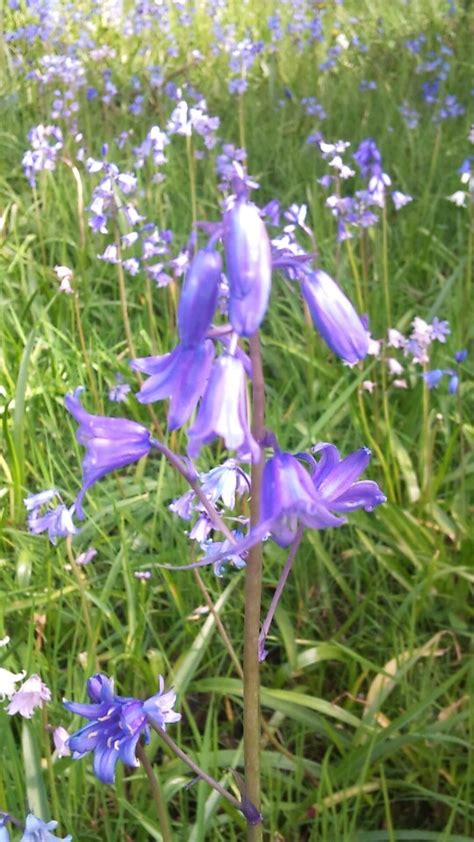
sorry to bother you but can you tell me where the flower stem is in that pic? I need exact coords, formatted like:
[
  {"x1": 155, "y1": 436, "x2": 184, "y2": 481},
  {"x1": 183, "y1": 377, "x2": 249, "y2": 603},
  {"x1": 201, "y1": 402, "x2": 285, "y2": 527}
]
[
  {"x1": 243, "y1": 334, "x2": 265, "y2": 841},
  {"x1": 136, "y1": 743, "x2": 172, "y2": 842},
  {"x1": 147, "y1": 721, "x2": 260, "y2": 823},
  {"x1": 114, "y1": 231, "x2": 137, "y2": 360},
  {"x1": 150, "y1": 439, "x2": 237, "y2": 543},
  {"x1": 258, "y1": 528, "x2": 303, "y2": 662}
]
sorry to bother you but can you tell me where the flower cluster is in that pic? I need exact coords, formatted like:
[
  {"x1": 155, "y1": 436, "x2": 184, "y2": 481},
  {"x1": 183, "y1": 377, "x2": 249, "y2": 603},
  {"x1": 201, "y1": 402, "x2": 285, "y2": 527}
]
[
  {"x1": 64, "y1": 674, "x2": 180, "y2": 784},
  {"x1": 1, "y1": 670, "x2": 51, "y2": 719}
]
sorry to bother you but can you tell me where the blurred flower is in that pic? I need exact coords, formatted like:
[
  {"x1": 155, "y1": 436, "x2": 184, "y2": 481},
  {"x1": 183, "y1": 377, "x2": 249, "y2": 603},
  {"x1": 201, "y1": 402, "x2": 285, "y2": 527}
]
[
  {"x1": 52, "y1": 726, "x2": 71, "y2": 758},
  {"x1": 0, "y1": 668, "x2": 26, "y2": 701},
  {"x1": 20, "y1": 813, "x2": 71, "y2": 842},
  {"x1": 75, "y1": 548, "x2": 97, "y2": 566},
  {"x1": 301, "y1": 270, "x2": 368, "y2": 363},
  {"x1": 7, "y1": 674, "x2": 51, "y2": 718},
  {"x1": 54, "y1": 265, "x2": 73, "y2": 294},
  {"x1": 423, "y1": 369, "x2": 445, "y2": 389}
]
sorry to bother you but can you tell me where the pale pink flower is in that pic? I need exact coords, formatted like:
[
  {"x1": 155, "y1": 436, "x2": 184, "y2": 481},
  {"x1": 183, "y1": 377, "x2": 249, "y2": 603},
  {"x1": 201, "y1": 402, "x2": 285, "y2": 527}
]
[{"x1": 6, "y1": 674, "x2": 51, "y2": 718}]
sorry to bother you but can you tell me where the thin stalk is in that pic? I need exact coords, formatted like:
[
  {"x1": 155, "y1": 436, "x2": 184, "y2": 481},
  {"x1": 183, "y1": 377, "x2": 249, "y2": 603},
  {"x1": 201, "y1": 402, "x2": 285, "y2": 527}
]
[
  {"x1": 238, "y1": 91, "x2": 246, "y2": 151},
  {"x1": 148, "y1": 721, "x2": 260, "y2": 822},
  {"x1": 151, "y1": 439, "x2": 236, "y2": 543},
  {"x1": 243, "y1": 334, "x2": 265, "y2": 842},
  {"x1": 420, "y1": 367, "x2": 432, "y2": 502},
  {"x1": 345, "y1": 237, "x2": 364, "y2": 313},
  {"x1": 193, "y1": 569, "x2": 244, "y2": 679},
  {"x1": 136, "y1": 743, "x2": 172, "y2": 842},
  {"x1": 258, "y1": 528, "x2": 303, "y2": 661},
  {"x1": 65, "y1": 537, "x2": 98, "y2": 673},
  {"x1": 186, "y1": 134, "x2": 197, "y2": 228},
  {"x1": 114, "y1": 231, "x2": 137, "y2": 360},
  {"x1": 381, "y1": 204, "x2": 391, "y2": 329},
  {"x1": 72, "y1": 291, "x2": 101, "y2": 412}
]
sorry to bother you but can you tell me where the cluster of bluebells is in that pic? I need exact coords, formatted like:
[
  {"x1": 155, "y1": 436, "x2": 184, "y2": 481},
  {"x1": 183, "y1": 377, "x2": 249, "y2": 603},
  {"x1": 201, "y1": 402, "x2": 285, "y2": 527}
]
[
  {"x1": 64, "y1": 673, "x2": 181, "y2": 784},
  {"x1": 22, "y1": 125, "x2": 63, "y2": 188},
  {"x1": 312, "y1": 137, "x2": 412, "y2": 241},
  {"x1": 24, "y1": 164, "x2": 386, "y2": 584},
  {"x1": 360, "y1": 318, "x2": 468, "y2": 395}
]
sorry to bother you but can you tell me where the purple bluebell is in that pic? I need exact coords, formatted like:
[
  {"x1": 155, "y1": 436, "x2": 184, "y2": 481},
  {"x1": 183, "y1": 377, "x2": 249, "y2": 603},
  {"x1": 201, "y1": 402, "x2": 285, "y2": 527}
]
[
  {"x1": 224, "y1": 199, "x2": 272, "y2": 336},
  {"x1": 185, "y1": 445, "x2": 385, "y2": 568},
  {"x1": 454, "y1": 349, "x2": 468, "y2": 363},
  {"x1": 65, "y1": 388, "x2": 152, "y2": 518},
  {"x1": 65, "y1": 674, "x2": 180, "y2": 785},
  {"x1": 431, "y1": 317, "x2": 450, "y2": 342},
  {"x1": 301, "y1": 270, "x2": 369, "y2": 363},
  {"x1": 178, "y1": 249, "x2": 222, "y2": 347},
  {"x1": 28, "y1": 503, "x2": 77, "y2": 544},
  {"x1": 422, "y1": 369, "x2": 445, "y2": 389},
  {"x1": 132, "y1": 341, "x2": 214, "y2": 430},
  {"x1": 19, "y1": 814, "x2": 72, "y2": 842},
  {"x1": 308, "y1": 443, "x2": 386, "y2": 513},
  {"x1": 448, "y1": 373, "x2": 459, "y2": 394},
  {"x1": 187, "y1": 355, "x2": 260, "y2": 461}
]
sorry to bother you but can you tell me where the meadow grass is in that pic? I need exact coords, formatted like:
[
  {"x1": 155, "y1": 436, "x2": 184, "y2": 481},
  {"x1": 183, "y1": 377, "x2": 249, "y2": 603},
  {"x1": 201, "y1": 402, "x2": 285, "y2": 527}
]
[{"x1": 0, "y1": 0, "x2": 473, "y2": 839}]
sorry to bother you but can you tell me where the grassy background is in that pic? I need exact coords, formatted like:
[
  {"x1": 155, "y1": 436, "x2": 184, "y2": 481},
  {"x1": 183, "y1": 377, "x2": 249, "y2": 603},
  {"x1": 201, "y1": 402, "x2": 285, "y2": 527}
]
[{"x1": 0, "y1": 0, "x2": 473, "y2": 839}]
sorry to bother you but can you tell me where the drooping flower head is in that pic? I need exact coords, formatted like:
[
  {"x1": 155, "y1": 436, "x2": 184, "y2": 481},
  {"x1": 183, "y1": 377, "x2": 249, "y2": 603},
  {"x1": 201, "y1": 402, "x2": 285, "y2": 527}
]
[
  {"x1": 166, "y1": 442, "x2": 385, "y2": 571},
  {"x1": 224, "y1": 199, "x2": 272, "y2": 336},
  {"x1": 6, "y1": 674, "x2": 51, "y2": 718},
  {"x1": 132, "y1": 341, "x2": 214, "y2": 430},
  {"x1": 187, "y1": 355, "x2": 260, "y2": 461},
  {"x1": 65, "y1": 674, "x2": 180, "y2": 785},
  {"x1": 301, "y1": 270, "x2": 369, "y2": 363},
  {"x1": 65, "y1": 388, "x2": 152, "y2": 518}
]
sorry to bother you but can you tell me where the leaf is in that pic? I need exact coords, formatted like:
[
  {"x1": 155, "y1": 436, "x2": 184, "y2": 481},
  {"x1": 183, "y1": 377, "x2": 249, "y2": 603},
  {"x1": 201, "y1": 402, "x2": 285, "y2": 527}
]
[{"x1": 22, "y1": 721, "x2": 49, "y2": 821}]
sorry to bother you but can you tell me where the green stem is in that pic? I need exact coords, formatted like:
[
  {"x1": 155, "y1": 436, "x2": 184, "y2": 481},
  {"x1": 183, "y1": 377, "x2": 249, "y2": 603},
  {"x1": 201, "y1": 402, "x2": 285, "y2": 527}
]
[
  {"x1": 381, "y1": 204, "x2": 391, "y2": 329},
  {"x1": 136, "y1": 743, "x2": 172, "y2": 842},
  {"x1": 72, "y1": 291, "x2": 101, "y2": 412},
  {"x1": 238, "y1": 91, "x2": 246, "y2": 150},
  {"x1": 244, "y1": 334, "x2": 265, "y2": 842},
  {"x1": 114, "y1": 231, "x2": 137, "y2": 360},
  {"x1": 186, "y1": 134, "x2": 197, "y2": 228}
]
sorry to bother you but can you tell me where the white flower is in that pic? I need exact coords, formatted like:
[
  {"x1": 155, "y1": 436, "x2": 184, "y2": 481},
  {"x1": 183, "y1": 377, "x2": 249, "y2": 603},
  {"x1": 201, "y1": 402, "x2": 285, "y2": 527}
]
[
  {"x1": 447, "y1": 190, "x2": 467, "y2": 207},
  {"x1": 387, "y1": 357, "x2": 404, "y2": 376},
  {"x1": 0, "y1": 667, "x2": 26, "y2": 701}
]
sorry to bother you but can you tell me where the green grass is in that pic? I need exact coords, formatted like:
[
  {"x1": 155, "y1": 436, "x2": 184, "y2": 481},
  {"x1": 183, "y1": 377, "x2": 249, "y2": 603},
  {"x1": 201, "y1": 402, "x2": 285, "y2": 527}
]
[{"x1": 0, "y1": 0, "x2": 473, "y2": 839}]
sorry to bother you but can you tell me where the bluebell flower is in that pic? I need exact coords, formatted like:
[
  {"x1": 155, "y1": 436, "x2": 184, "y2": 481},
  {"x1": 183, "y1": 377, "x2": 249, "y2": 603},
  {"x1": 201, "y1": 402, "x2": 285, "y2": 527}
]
[
  {"x1": 454, "y1": 349, "x2": 468, "y2": 363},
  {"x1": 224, "y1": 199, "x2": 272, "y2": 336},
  {"x1": 168, "y1": 444, "x2": 385, "y2": 571},
  {"x1": 28, "y1": 503, "x2": 77, "y2": 544},
  {"x1": 65, "y1": 388, "x2": 152, "y2": 519},
  {"x1": 301, "y1": 270, "x2": 369, "y2": 363},
  {"x1": 422, "y1": 369, "x2": 445, "y2": 389},
  {"x1": 19, "y1": 814, "x2": 72, "y2": 842},
  {"x1": 65, "y1": 674, "x2": 180, "y2": 785},
  {"x1": 187, "y1": 355, "x2": 260, "y2": 461},
  {"x1": 178, "y1": 249, "x2": 222, "y2": 347},
  {"x1": 448, "y1": 373, "x2": 459, "y2": 394},
  {"x1": 132, "y1": 341, "x2": 214, "y2": 430}
]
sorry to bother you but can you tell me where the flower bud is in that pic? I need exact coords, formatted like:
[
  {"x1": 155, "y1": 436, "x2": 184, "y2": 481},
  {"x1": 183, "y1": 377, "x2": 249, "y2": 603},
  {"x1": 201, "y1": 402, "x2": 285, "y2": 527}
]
[
  {"x1": 301, "y1": 270, "x2": 368, "y2": 363},
  {"x1": 178, "y1": 249, "x2": 222, "y2": 347},
  {"x1": 224, "y1": 200, "x2": 272, "y2": 336}
]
